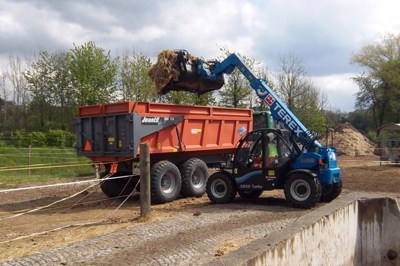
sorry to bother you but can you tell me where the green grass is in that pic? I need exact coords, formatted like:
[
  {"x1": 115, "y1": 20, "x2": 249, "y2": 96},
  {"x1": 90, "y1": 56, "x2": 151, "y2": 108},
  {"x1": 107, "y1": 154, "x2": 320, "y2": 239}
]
[{"x1": 0, "y1": 146, "x2": 94, "y2": 188}]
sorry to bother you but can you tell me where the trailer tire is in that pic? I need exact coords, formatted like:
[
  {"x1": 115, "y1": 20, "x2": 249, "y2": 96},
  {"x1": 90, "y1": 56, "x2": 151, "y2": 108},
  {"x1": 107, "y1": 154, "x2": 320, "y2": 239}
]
[
  {"x1": 284, "y1": 173, "x2": 321, "y2": 209},
  {"x1": 238, "y1": 189, "x2": 263, "y2": 199},
  {"x1": 180, "y1": 158, "x2": 209, "y2": 198},
  {"x1": 100, "y1": 172, "x2": 137, "y2": 198},
  {"x1": 151, "y1": 161, "x2": 181, "y2": 204},
  {"x1": 206, "y1": 172, "x2": 236, "y2": 204},
  {"x1": 320, "y1": 180, "x2": 342, "y2": 202}
]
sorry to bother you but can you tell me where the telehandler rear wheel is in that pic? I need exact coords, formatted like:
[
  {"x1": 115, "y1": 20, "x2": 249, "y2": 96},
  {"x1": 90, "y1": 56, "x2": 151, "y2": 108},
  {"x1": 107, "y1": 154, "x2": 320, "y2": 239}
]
[
  {"x1": 206, "y1": 172, "x2": 236, "y2": 204},
  {"x1": 320, "y1": 180, "x2": 342, "y2": 202},
  {"x1": 284, "y1": 173, "x2": 321, "y2": 209},
  {"x1": 180, "y1": 158, "x2": 209, "y2": 198}
]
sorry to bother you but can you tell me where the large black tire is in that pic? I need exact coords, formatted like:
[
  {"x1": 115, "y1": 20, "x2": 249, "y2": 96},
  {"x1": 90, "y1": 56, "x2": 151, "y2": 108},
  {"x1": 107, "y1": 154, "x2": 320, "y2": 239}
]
[
  {"x1": 151, "y1": 161, "x2": 181, "y2": 204},
  {"x1": 206, "y1": 172, "x2": 236, "y2": 204},
  {"x1": 320, "y1": 180, "x2": 343, "y2": 202},
  {"x1": 180, "y1": 158, "x2": 209, "y2": 198},
  {"x1": 100, "y1": 172, "x2": 138, "y2": 198},
  {"x1": 238, "y1": 189, "x2": 263, "y2": 199},
  {"x1": 284, "y1": 173, "x2": 322, "y2": 209}
]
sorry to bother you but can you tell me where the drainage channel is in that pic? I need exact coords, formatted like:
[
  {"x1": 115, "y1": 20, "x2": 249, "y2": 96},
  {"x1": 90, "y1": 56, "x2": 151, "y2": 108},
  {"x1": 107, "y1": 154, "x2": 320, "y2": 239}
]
[{"x1": 214, "y1": 193, "x2": 400, "y2": 266}]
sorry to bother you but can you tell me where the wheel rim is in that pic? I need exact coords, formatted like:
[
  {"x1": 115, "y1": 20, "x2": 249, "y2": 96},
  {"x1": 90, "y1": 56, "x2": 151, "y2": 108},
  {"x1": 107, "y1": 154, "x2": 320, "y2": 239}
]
[
  {"x1": 211, "y1": 179, "x2": 227, "y2": 199},
  {"x1": 192, "y1": 169, "x2": 205, "y2": 189},
  {"x1": 161, "y1": 171, "x2": 176, "y2": 194},
  {"x1": 290, "y1": 179, "x2": 311, "y2": 201}
]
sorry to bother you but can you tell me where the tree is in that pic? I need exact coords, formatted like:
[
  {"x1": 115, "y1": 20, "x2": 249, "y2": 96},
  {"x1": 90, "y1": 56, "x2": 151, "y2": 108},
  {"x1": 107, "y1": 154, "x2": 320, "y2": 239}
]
[
  {"x1": 0, "y1": 73, "x2": 8, "y2": 132},
  {"x1": 351, "y1": 34, "x2": 400, "y2": 135},
  {"x1": 192, "y1": 92, "x2": 216, "y2": 106},
  {"x1": 324, "y1": 109, "x2": 348, "y2": 127},
  {"x1": 25, "y1": 42, "x2": 120, "y2": 131},
  {"x1": 275, "y1": 53, "x2": 327, "y2": 134},
  {"x1": 25, "y1": 51, "x2": 75, "y2": 131},
  {"x1": 6, "y1": 55, "x2": 31, "y2": 131},
  {"x1": 249, "y1": 66, "x2": 274, "y2": 111},
  {"x1": 119, "y1": 50, "x2": 157, "y2": 102},
  {"x1": 66, "y1": 42, "x2": 118, "y2": 106},
  {"x1": 160, "y1": 91, "x2": 216, "y2": 106},
  {"x1": 347, "y1": 110, "x2": 374, "y2": 134},
  {"x1": 218, "y1": 47, "x2": 255, "y2": 108}
]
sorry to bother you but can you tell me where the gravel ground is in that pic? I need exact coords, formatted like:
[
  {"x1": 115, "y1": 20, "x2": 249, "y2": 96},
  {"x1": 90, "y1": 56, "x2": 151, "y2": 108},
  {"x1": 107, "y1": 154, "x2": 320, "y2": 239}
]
[
  {"x1": 1, "y1": 155, "x2": 400, "y2": 265},
  {"x1": 4, "y1": 205, "x2": 303, "y2": 265},
  {"x1": 1, "y1": 194, "x2": 309, "y2": 265}
]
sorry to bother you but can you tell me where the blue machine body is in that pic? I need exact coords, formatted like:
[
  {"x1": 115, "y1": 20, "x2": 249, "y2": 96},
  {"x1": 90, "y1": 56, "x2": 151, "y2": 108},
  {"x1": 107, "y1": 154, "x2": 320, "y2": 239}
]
[{"x1": 195, "y1": 53, "x2": 341, "y2": 186}]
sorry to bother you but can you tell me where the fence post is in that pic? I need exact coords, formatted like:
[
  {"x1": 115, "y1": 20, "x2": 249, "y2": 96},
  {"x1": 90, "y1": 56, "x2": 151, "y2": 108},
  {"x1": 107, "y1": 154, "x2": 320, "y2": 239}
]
[
  {"x1": 28, "y1": 145, "x2": 31, "y2": 176},
  {"x1": 140, "y1": 143, "x2": 151, "y2": 218}
]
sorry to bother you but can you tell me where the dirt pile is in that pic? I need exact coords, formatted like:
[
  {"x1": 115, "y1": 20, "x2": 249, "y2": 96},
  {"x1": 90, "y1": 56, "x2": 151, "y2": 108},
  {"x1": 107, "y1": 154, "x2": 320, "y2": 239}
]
[
  {"x1": 148, "y1": 50, "x2": 180, "y2": 94},
  {"x1": 331, "y1": 122, "x2": 376, "y2": 156}
]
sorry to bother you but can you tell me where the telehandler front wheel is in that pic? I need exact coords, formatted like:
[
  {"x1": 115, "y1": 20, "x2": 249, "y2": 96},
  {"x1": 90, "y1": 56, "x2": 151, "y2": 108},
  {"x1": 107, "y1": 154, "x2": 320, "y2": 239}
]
[
  {"x1": 284, "y1": 173, "x2": 321, "y2": 209},
  {"x1": 206, "y1": 172, "x2": 236, "y2": 204},
  {"x1": 320, "y1": 180, "x2": 342, "y2": 202}
]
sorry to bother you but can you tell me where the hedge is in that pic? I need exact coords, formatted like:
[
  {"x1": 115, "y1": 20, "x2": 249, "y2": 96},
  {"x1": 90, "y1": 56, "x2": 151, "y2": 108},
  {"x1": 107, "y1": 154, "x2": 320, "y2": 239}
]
[{"x1": 5, "y1": 130, "x2": 76, "y2": 148}]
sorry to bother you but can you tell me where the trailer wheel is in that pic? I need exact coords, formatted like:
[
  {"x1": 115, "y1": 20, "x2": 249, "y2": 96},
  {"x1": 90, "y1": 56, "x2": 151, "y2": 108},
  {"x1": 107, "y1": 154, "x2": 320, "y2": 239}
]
[
  {"x1": 206, "y1": 172, "x2": 236, "y2": 204},
  {"x1": 238, "y1": 189, "x2": 263, "y2": 199},
  {"x1": 151, "y1": 161, "x2": 181, "y2": 204},
  {"x1": 100, "y1": 172, "x2": 138, "y2": 198},
  {"x1": 284, "y1": 173, "x2": 321, "y2": 209},
  {"x1": 320, "y1": 180, "x2": 342, "y2": 202},
  {"x1": 180, "y1": 158, "x2": 209, "y2": 198}
]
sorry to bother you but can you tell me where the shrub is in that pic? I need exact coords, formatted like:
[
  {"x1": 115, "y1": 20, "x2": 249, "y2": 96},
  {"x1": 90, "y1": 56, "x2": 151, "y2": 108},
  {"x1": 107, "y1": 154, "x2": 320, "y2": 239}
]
[
  {"x1": 14, "y1": 131, "x2": 30, "y2": 147},
  {"x1": 29, "y1": 132, "x2": 47, "y2": 147},
  {"x1": 0, "y1": 132, "x2": 4, "y2": 147},
  {"x1": 9, "y1": 130, "x2": 76, "y2": 148},
  {"x1": 65, "y1": 131, "x2": 76, "y2": 148},
  {"x1": 366, "y1": 131, "x2": 378, "y2": 144},
  {"x1": 46, "y1": 130, "x2": 67, "y2": 148},
  {"x1": 46, "y1": 130, "x2": 76, "y2": 148}
]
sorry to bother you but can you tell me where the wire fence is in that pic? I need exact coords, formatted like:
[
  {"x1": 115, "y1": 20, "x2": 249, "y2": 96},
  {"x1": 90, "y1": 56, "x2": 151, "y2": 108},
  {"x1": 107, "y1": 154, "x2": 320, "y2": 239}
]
[
  {"x1": 0, "y1": 144, "x2": 149, "y2": 250},
  {"x1": 0, "y1": 172, "x2": 141, "y2": 245},
  {"x1": 0, "y1": 146, "x2": 93, "y2": 184}
]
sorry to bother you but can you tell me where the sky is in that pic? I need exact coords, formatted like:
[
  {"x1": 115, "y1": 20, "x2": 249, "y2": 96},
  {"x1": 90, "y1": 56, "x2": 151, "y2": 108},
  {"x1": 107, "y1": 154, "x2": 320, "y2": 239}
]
[{"x1": 0, "y1": 0, "x2": 399, "y2": 112}]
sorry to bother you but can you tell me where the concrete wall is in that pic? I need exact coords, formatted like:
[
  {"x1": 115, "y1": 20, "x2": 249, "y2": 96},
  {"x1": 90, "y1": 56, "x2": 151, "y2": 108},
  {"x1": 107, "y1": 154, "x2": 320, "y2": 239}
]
[
  {"x1": 214, "y1": 194, "x2": 400, "y2": 266},
  {"x1": 357, "y1": 197, "x2": 400, "y2": 265}
]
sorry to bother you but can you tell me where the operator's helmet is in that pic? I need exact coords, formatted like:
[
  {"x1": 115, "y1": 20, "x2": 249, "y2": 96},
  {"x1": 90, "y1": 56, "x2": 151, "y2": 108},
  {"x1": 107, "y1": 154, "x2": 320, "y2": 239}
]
[{"x1": 266, "y1": 132, "x2": 276, "y2": 143}]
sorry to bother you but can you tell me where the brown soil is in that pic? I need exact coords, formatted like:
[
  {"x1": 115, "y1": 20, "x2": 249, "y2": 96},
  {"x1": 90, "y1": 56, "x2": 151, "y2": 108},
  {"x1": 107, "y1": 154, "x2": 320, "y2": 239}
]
[{"x1": 0, "y1": 155, "x2": 399, "y2": 262}]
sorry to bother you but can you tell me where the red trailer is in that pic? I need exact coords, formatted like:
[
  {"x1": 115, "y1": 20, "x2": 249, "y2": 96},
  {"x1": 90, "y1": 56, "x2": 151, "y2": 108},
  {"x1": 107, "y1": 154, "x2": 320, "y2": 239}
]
[{"x1": 76, "y1": 101, "x2": 253, "y2": 203}]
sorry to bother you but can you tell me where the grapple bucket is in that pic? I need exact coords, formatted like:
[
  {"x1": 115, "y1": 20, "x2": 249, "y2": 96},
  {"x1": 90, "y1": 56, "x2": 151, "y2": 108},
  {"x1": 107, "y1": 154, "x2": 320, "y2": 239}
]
[{"x1": 149, "y1": 50, "x2": 224, "y2": 95}]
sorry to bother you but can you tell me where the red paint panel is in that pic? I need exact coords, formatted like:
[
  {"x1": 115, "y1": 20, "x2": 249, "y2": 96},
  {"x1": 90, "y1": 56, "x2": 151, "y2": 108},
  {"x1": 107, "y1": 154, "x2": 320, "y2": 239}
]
[{"x1": 78, "y1": 101, "x2": 253, "y2": 157}]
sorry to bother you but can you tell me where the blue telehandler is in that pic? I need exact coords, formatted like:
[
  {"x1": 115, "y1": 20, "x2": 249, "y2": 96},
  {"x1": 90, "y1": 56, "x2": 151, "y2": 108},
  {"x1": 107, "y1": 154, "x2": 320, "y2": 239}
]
[{"x1": 159, "y1": 50, "x2": 342, "y2": 208}]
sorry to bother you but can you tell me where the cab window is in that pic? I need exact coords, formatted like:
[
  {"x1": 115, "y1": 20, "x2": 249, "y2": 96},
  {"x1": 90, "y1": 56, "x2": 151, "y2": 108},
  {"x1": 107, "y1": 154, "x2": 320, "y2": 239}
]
[{"x1": 235, "y1": 131, "x2": 263, "y2": 167}]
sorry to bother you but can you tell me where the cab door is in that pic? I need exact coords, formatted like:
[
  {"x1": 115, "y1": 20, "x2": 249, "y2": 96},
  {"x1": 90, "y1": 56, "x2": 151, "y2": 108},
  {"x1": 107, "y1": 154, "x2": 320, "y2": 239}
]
[
  {"x1": 232, "y1": 130, "x2": 267, "y2": 191},
  {"x1": 264, "y1": 129, "x2": 297, "y2": 189},
  {"x1": 233, "y1": 129, "x2": 296, "y2": 191}
]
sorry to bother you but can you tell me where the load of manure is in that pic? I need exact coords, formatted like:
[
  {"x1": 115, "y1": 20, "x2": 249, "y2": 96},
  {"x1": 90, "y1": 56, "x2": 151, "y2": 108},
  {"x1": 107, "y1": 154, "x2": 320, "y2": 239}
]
[
  {"x1": 148, "y1": 50, "x2": 180, "y2": 94},
  {"x1": 148, "y1": 50, "x2": 223, "y2": 95}
]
